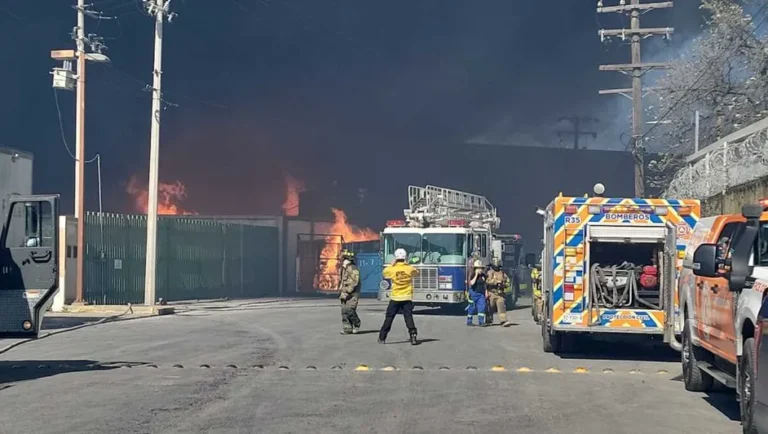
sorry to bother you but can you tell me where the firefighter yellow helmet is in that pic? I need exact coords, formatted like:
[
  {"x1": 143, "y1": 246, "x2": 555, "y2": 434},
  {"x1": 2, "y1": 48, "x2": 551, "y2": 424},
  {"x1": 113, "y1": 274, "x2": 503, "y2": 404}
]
[
  {"x1": 341, "y1": 249, "x2": 355, "y2": 260},
  {"x1": 473, "y1": 260, "x2": 484, "y2": 269},
  {"x1": 491, "y1": 258, "x2": 501, "y2": 267}
]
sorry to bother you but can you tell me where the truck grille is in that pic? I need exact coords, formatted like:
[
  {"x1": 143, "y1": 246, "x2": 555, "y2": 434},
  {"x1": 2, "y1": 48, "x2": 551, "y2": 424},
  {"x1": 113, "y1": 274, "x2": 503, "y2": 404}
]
[{"x1": 413, "y1": 266, "x2": 438, "y2": 290}]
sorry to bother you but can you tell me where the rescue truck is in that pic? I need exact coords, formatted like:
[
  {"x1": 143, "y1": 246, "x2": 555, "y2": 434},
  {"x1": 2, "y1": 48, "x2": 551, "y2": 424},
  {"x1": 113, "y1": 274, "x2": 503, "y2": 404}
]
[
  {"x1": 680, "y1": 202, "x2": 768, "y2": 433},
  {"x1": 378, "y1": 185, "x2": 500, "y2": 311},
  {"x1": 539, "y1": 184, "x2": 700, "y2": 353},
  {"x1": 0, "y1": 194, "x2": 60, "y2": 338}
]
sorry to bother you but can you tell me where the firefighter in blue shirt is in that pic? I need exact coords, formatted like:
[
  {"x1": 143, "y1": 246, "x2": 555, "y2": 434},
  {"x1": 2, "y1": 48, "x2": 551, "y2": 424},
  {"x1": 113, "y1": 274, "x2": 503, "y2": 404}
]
[{"x1": 466, "y1": 260, "x2": 488, "y2": 326}]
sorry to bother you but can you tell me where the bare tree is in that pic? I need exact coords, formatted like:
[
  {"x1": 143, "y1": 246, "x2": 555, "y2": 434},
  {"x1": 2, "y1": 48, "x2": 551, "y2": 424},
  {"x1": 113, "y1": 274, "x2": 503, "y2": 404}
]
[{"x1": 646, "y1": 0, "x2": 768, "y2": 192}]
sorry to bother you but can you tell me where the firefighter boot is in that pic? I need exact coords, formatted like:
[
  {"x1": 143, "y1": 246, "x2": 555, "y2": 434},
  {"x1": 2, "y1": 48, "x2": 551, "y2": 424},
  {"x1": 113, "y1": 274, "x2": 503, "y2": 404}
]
[{"x1": 410, "y1": 331, "x2": 419, "y2": 346}]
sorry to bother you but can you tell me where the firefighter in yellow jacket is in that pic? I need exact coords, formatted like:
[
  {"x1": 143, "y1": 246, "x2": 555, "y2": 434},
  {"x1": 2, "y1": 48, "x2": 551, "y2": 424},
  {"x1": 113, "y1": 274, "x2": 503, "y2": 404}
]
[
  {"x1": 485, "y1": 258, "x2": 511, "y2": 327},
  {"x1": 531, "y1": 263, "x2": 542, "y2": 323}
]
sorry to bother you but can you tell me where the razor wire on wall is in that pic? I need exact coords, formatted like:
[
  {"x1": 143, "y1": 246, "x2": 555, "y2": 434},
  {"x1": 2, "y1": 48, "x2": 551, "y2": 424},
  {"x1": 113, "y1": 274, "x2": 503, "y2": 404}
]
[{"x1": 664, "y1": 124, "x2": 768, "y2": 200}]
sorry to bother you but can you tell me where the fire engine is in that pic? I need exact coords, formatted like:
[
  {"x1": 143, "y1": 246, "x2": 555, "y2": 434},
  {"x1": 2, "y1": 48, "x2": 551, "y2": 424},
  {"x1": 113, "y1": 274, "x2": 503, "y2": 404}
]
[
  {"x1": 378, "y1": 185, "x2": 500, "y2": 311},
  {"x1": 538, "y1": 184, "x2": 700, "y2": 353}
]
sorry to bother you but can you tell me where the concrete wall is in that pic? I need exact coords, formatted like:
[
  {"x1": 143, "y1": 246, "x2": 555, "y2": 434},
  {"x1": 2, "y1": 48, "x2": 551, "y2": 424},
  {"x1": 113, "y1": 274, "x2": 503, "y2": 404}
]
[
  {"x1": 701, "y1": 176, "x2": 768, "y2": 217},
  {"x1": 52, "y1": 216, "x2": 77, "y2": 312}
]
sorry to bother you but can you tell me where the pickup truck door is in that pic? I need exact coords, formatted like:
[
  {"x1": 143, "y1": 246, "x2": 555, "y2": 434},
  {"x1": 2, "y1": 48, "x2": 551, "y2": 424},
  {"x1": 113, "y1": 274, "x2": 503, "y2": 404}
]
[{"x1": 698, "y1": 221, "x2": 740, "y2": 363}]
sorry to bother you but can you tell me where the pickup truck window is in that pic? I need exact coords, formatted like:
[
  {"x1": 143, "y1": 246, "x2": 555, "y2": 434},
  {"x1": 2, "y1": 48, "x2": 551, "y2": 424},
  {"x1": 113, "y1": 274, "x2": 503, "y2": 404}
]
[{"x1": 716, "y1": 222, "x2": 740, "y2": 261}]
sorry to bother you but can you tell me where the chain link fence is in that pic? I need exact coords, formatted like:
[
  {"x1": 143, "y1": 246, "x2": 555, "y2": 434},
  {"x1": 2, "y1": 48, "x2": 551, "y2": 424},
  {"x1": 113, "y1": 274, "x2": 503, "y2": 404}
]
[{"x1": 665, "y1": 121, "x2": 768, "y2": 203}]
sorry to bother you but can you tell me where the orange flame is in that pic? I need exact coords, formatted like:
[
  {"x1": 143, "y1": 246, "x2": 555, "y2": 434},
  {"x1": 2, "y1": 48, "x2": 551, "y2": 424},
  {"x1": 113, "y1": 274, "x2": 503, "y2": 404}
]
[
  {"x1": 282, "y1": 175, "x2": 305, "y2": 217},
  {"x1": 126, "y1": 176, "x2": 197, "y2": 215},
  {"x1": 314, "y1": 208, "x2": 378, "y2": 291}
]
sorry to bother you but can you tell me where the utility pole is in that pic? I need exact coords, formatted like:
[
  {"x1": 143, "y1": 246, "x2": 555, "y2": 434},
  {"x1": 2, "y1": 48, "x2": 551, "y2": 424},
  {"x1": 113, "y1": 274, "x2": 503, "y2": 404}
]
[
  {"x1": 143, "y1": 0, "x2": 177, "y2": 306},
  {"x1": 74, "y1": 0, "x2": 87, "y2": 303},
  {"x1": 50, "y1": 2, "x2": 110, "y2": 303},
  {"x1": 556, "y1": 116, "x2": 598, "y2": 150},
  {"x1": 597, "y1": 1, "x2": 674, "y2": 197}
]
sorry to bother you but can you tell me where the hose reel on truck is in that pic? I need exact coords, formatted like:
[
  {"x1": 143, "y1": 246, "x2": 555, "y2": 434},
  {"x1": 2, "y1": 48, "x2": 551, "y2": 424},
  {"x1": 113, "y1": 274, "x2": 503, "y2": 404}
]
[{"x1": 586, "y1": 223, "x2": 672, "y2": 312}]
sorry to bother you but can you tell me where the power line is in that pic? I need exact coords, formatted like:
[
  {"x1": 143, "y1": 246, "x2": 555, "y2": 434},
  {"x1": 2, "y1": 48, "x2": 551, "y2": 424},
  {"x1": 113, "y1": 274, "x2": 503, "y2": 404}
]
[{"x1": 52, "y1": 89, "x2": 99, "y2": 163}]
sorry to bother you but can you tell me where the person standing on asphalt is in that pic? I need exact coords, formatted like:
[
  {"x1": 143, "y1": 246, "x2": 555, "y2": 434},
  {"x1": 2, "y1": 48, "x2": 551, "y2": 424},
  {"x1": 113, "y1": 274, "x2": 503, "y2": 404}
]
[
  {"x1": 339, "y1": 249, "x2": 362, "y2": 335},
  {"x1": 466, "y1": 260, "x2": 488, "y2": 326},
  {"x1": 485, "y1": 258, "x2": 511, "y2": 327},
  {"x1": 378, "y1": 248, "x2": 419, "y2": 345}
]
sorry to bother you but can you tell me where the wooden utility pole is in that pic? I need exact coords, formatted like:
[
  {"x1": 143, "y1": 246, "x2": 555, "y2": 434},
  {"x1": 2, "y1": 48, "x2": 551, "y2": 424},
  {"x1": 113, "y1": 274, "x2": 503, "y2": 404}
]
[
  {"x1": 143, "y1": 0, "x2": 177, "y2": 306},
  {"x1": 50, "y1": 2, "x2": 110, "y2": 303},
  {"x1": 74, "y1": 0, "x2": 86, "y2": 302},
  {"x1": 598, "y1": 1, "x2": 674, "y2": 197},
  {"x1": 556, "y1": 116, "x2": 598, "y2": 150}
]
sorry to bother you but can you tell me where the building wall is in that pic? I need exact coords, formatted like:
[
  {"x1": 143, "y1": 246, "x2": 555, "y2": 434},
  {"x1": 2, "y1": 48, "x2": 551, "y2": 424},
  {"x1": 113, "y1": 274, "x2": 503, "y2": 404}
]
[
  {"x1": 300, "y1": 145, "x2": 636, "y2": 254},
  {"x1": 701, "y1": 177, "x2": 768, "y2": 217}
]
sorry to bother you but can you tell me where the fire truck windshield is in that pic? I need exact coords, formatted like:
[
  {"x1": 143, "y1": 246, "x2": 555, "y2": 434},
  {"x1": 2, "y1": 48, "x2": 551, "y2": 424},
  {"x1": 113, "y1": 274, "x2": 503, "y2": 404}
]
[
  {"x1": 383, "y1": 233, "x2": 421, "y2": 263},
  {"x1": 421, "y1": 234, "x2": 465, "y2": 264}
]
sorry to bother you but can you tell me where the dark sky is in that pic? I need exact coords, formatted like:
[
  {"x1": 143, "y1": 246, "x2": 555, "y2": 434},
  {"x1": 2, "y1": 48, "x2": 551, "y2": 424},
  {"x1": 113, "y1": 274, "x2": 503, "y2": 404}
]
[{"x1": 1, "y1": 0, "x2": 704, "y2": 217}]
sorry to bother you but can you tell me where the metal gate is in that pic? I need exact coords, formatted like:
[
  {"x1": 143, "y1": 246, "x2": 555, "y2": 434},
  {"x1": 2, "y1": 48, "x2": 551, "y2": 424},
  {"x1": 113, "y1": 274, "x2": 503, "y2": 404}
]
[{"x1": 296, "y1": 233, "x2": 344, "y2": 294}]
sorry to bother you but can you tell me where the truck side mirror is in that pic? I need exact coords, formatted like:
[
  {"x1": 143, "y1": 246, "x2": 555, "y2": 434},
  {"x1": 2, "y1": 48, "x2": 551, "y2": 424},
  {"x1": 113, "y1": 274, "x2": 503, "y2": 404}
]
[
  {"x1": 524, "y1": 253, "x2": 536, "y2": 267},
  {"x1": 691, "y1": 244, "x2": 722, "y2": 278}
]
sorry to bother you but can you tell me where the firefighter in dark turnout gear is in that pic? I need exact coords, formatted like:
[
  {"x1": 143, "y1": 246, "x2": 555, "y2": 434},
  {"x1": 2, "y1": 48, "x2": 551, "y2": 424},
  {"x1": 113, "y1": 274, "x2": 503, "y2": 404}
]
[
  {"x1": 485, "y1": 258, "x2": 511, "y2": 326},
  {"x1": 339, "y1": 249, "x2": 362, "y2": 334}
]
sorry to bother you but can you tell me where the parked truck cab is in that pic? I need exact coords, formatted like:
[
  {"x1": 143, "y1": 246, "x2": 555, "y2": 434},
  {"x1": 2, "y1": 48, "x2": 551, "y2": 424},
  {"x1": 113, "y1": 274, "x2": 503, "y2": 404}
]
[
  {"x1": 682, "y1": 202, "x2": 767, "y2": 433},
  {"x1": 0, "y1": 195, "x2": 60, "y2": 338}
]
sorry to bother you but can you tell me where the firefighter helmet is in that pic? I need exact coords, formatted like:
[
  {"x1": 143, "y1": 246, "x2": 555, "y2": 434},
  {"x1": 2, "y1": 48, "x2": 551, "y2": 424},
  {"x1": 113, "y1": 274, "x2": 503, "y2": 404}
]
[{"x1": 341, "y1": 249, "x2": 355, "y2": 260}]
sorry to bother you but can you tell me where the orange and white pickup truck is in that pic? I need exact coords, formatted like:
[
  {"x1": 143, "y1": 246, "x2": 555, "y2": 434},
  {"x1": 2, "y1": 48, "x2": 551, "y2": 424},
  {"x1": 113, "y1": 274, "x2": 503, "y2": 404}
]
[{"x1": 680, "y1": 202, "x2": 767, "y2": 433}]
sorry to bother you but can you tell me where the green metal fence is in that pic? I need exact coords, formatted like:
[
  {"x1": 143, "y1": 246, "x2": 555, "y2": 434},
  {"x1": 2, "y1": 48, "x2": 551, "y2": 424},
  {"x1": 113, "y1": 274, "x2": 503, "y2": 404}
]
[{"x1": 84, "y1": 212, "x2": 279, "y2": 305}]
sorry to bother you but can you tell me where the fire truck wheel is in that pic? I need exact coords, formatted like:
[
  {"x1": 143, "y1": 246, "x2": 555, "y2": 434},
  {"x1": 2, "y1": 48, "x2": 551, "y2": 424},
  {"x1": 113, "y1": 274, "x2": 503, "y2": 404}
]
[
  {"x1": 682, "y1": 320, "x2": 713, "y2": 392},
  {"x1": 740, "y1": 337, "x2": 758, "y2": 434},
  {"x1": 541, "y1": 311, "x2": 561, "y2": 353}
]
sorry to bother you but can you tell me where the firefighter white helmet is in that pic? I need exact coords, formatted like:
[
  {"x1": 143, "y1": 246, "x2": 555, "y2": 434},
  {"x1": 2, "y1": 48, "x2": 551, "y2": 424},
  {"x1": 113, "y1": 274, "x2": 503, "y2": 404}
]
[
  {"x1": 473, "y1": 260, "x2": 484, "y2": 268},
  {"x1": 395, "y1": 248, "x2": 407, "y2": 261}
]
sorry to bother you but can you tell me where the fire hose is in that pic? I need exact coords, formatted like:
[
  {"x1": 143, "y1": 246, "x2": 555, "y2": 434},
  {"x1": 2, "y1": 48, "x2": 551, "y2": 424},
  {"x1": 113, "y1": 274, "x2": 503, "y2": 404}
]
[{"x1": 589, "y1": 262, "x2": 661, "y2": 310}]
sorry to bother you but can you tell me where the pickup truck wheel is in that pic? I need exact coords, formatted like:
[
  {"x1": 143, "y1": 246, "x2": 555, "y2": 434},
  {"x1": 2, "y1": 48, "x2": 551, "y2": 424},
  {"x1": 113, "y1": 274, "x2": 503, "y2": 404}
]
[
  {"x1": 682, "y1": 320, "x2": 713, "y2": 392},
  {"x1": 740, "y1": 337, "x2": 758, "y2": 434}
]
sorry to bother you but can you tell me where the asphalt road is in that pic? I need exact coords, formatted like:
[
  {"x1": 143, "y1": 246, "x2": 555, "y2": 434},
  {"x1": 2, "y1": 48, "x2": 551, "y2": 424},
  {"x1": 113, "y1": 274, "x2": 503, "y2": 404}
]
[{"x1": 0, "y1": 297, "x2": 742, "y2": 434}]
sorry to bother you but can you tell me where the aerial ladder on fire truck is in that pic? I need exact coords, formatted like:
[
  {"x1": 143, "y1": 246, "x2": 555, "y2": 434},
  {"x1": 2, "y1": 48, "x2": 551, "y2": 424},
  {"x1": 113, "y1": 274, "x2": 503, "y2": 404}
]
[{"x1": 404, "y1": 185, "x2": 500, "y2": 231}]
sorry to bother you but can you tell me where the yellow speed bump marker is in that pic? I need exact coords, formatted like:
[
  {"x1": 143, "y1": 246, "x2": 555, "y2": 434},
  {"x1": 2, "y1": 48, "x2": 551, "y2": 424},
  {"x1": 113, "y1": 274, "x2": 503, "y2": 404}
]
[
  {"x1": 602, "y1": 368, "x2": 614, "y2": 374},
  {"x1": 656, "y1": 369, "x2": 668, "y2": 375},
  {"x1": 629, "y1": 369, "x2": 641, "y2": 375},
  {"x1": 573, "y1": 367, "x2": 588, "y2": 374},
  {"x1": 381, "y1": 366, "x2": 397, "y2": 371},
  {"x1": 516, "y1": 367, "x2": 533, "y2": 373},
  {"x1": 545, "y1": 367, "x2": 561, "y2": 373},
  {"x1": 490, "y1": 365, "x2": 506, "y2": 372},
  {"x1": 355, "y1": 364, "x2": 371, "y2": 372}
]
